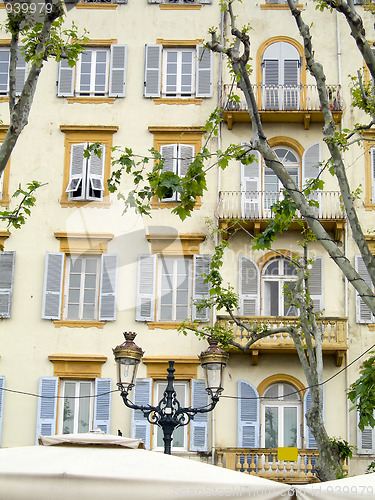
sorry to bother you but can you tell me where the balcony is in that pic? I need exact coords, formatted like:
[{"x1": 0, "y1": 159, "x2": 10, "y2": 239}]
[
  {"x1": 215, "y1": 448, "x2": 348, "y2": 484},
  {"x1": 215, "y1": 315, "x2": 348, "y2": 366},
  {"x1": 221, "y1": 84, "x2": 343, "y2": 129},
  {"x1": 216, "y1": 190, "x2": 346, "y2": 241}
]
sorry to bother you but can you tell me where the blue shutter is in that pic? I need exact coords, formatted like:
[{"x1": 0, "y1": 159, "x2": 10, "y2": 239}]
[
  {"x1": 41, "y1": 252, "x2": 64, "y2": 320},
  {"x1": 144, "y1": 45, "x2": 162, "y2": 98},
  {"x1": 99, "y1": 254, "x2": 118, "y2": 321},
  {"x1": 93, "y1": 378, "x2": 112, "y2": 433},
  {"x1": 36, "y1": 377, "x2": 58, "y2": 444},
  {"x1": 238, "y1": 380, "x2": 259, "y2": 448},
  {"x1": 357, "y1": 410, "x2": 375, "y2": 454},
  {"x1": 0, "y1": 376, "x2": 5, "y2": 446},
  {"x1": 190, "y1": 379, "x2": 209, "y2": 451},
  {"x1": 131, "y1": 378, "x2": 152, "y2": 449},
  {"x1": 0, "y1": 251, "x2": 15, "y2": 319},
  {"x1": 355, "y1": 255, "x2": 374, "y2": 323},
  {"x1": 240, "y1": 147, "x2": 261, "y2": 219},
  {"x1": 193, "y1": 255, "x2": 211, "y2": 322},
  {"x1": 309, "y1": 257, "x2": 324, "y2": 313},
  {"x1": 109, "y1": 44, "x2": 127, "y2": 97},
  {"x1": 304, "y1": 387, "x2": 324, "y2": 449}
]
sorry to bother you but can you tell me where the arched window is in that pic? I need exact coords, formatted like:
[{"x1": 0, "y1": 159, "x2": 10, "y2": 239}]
[
  {"x1": 262, "y1": 256, "x2": 298, "y2": 316},
  {"x1": 264, "y1": 146, "x2": 300, "y2": 215},
  {"x1": 261, "y1": 41, "x2": 301, "y2": 110},
  {"x1": 261, "y1": 382, "x2": 302, "y2": 448}
]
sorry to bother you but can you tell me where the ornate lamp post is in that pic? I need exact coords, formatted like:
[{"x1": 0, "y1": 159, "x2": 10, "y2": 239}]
[{"x1": 113, "y1": 332, "x2": 228, "y2": 455}]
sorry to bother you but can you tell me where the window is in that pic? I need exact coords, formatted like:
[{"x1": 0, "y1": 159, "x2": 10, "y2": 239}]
[
  {"x1": 60, "y1": 125, "x2": 118, "y2": 207},
  {"x1": 58, "y1": 380, "x2": 94, "y2": 434},
  {"x1": 240, "y1": 141, "x2": 321, "y2": 219},
  {"x1": 36, "y1": 373, "x2": 111, "y2": 442},
  {"x1": 153, "y1": 380, "x2": 189, "y2": 451},
  {"x1": 262, "y1": 257, "x2": 298, "y2": 317},
  {"x1": 136, "y1": 250, "x2": 210, "y2": 326},
  {"x1": 41, "y1": 234, "x2": 117, "y2": 327},
  {"x1": 148, "y1": 0, "x2": 212, "y2": 5},
  {"x1": 144, "y1": 43, "x2": 212, "y2": 100},
  {"x1": 261, "y1": 383, "x2": 301, "y2": 448},
  {"x1": 0, "y1": 46, "x2": 27, "y2": 97},
  {"x1": 261, "y1": 41, "x2": 300, "y2": 111},
  {"x1": 66, "y1": 143, "x2": 105, "y2": 202},
  {"x1": 0, "y1": 376, "x2": 4, "y2": 446},
  {"x1": 159, "y1": 143, "x2": 195, "y2": 201},
  {"x1": 149, "y1": 127, "x2": 204, "y2": 208},
  {"x1": 238, "y1": 378, "x2": 319, "y2": 450},
  {"x1": 369, "y1": 146, "x2": 375, "y2": 205},
  {"x1": 131, "y1": 376, "x2": 208, "y2": 451},
  {"x1": 57, "y1": 44, "x2": 127, "y2": 99},
  {"x1": 238, "y1": 254, "x2": 323, "y2": 316},
  {"x1": 355, "y1": 255, "x2": 374, "y2": 324}
]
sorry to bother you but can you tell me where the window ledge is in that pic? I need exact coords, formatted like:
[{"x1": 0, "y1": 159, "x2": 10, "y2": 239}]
[
  {"x1": 53, "y1": 320, "x2": 105, "y2": 329},
  {"x1": 367, "y1": 324, "x2": 375, "y2": 330},
  {"x1": 364, "y1": 203, "x2": 375, "y2": 211},
  {"x1": 67, "y1": 97, "x2": 115, "y2": 104},
  {"x1": 60, "y1": 199, "x2": 111, "y2": 208},
  {"x1": 76, "y1": 2, "x2": 118, "y2": 8},
  {"x1": 153, "y1": 98, "x2": 202, "y2": 105},
  {"x1": 159, "y1": 4, "x2": 201, "y2": 9},
  {"x1": 260, "y1": 3, "x2": 303, "y2": 9},
  {"x1": 151, "y1": 197, "x2": 202, "y2": 210},
  {"x1": 147, "y1": 321, "x2": 199, "y2": 330},
  {"x1": 0, "y1": 196, "x2": 10, "y2": 207},
  {"x1": 0, "y1": 97, "x2": 9, "y2": 102}
]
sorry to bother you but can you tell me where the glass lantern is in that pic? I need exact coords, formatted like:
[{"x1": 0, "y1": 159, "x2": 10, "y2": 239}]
[
  {"x1": 113, "y1": 332, "x2": 144, "y2": 391},
  {"x1": 199, "y1": 337, "x2": 228, "y2": 397}
]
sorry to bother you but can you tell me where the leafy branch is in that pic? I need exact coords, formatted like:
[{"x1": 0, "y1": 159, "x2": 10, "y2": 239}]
[{"x1": 0, "y1": 180, "x2": 44, "y2": 229}]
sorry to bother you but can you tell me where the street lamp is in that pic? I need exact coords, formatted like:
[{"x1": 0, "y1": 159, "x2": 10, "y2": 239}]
[{"x1": 113, "y1": 332, "x2": 228, "y2": 455}]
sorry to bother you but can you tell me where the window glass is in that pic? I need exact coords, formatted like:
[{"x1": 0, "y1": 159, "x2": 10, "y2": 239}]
[
  {"x1": 65, "y1": 256, "x2": 100, "y2": 321},
  {"x1": 163, "y1": 49, "x2": 195, "y2": 97},
  {"x1": 60, "y1": 380, "x2": 93, "y2": 434},
  {"x1": 78, "y1": 49, "x2": 109, "y2": 97},
  {"x1": 159, "y1": 256, "x2": 191, "y2": 321},
  {"x1": 262, "y1": 257, "x2": 297, "y2": 316}
]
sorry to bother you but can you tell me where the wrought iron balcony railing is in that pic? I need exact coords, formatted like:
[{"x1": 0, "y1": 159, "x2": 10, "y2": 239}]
[{"x1": 217, "y1": 190, "x2": 344, "y2": 221}]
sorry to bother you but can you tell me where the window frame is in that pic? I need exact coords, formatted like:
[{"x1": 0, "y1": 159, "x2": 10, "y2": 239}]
[
  {"x1": 60, "y1": 125, "x2": 118, "y2": 208},
  {"x1": 57, "y1": 379, "x2": 95, "y2": 435},
  {"x1": 149, "y1": 127, "x2": 204, "y2": 209},
  {"x1": 261, "y1": 256, "x2": 298, "y2": 317},
  {"x1": 260, "y1": 382, "x2": 302, "y2": 449},
  {"x1": 162, "y1": 47, "x2": 195, "y2": 98},
  {"x1": 76, "y1": 48, "x2": 110, "y2": 97},
  {"x1": 363, "y1": 132, "x2": 375, "y2": 210},
  {"x1": 152, "y1": 379, "x2": 190, "y2": 451}
]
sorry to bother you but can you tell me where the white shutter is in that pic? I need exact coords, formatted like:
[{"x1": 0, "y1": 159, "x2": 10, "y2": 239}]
[
  {"x1": 238, "y1": 380, "x2": 259, "y2": 447},
  {"x1": 303, "y1": 142, "x2": 322, "y2": 217},
  {"x1": 238, "y1": 256, "x2": 260, "y2": 315},
  {"x1": 0, "y1": 50, "x2": 10, "y2": 95},
  {"x1": 193, "y1": 254, "x2": 211, "y2": 322},
  {"x1": 358, "y1": 411, "x2": 375, "y2": 454},
  {"x1": 304, "y1": 388, "x2": 324, "y2": 449},
  {"x1": 371, "y1": 148, "x2": 375, "y2": 203},
  {"x1": 41, "y1": 252, "x2": 64, "y2": 320},
  {"x1": 198, "y1": 0, "x2": 213, "y2": 3},
  {"x1": 109, "y1": 44, "x2": 127, "y2": 97},
  {"x1": 0, "y1": 251, "x2": 15, "y2": 319},
  {"x1": 0, "y1": 143, "x2": 3, "y2": 200},
  {"x1": 87, "y1": 143, "x2": 105, "y2": 200},
  {"x1": 178, "y1": 144, "x2": 195, "y2": 177},
  {"x1": 144, "y1": 44, "x2": 162, "y2": 98},
  {"x1": 35, "y1": 377, "x2": 58, "y2": 444},
  {"x1": 136, "y1": 254, "x2": 157, "y2": 322},
  {"x1": 99, "y1": 254, "x2": 118, "y2": 321},
  {"x1": 263, "y1": 59, "x2": 279, "y2": 110},
  {"x1": 131, "y1": 378, "x2": 152, "y2": 449},
  {"x1": 355, "y1": 255, "x2": 374, "y2": 324},
  {"x1": 283, "y1": 59, "x2": 299, "y2": 110},
  {"x1": 93, "y1": 378, "x2": 112, "y2": 433},
  {"x1": 0, "y1": 376, "x2": 5, "y2": 446},
  {"x1": 240, "y1": 148, "x2": 261, "y2": 218},
  {"x1": 196, "y1": 44, "x2": 212, "y2": 98},
  {"x1": 57, "y1": 58, "x2": 75, "y2": 97},
  {"x1": 66, "y1": 143, "x2": 87, "y2": 200},
  {"x1": 160, "y1": 144, "x2": 178, "y2": 201},
  {"x1": 309, "y1": 257, "x2": 323, "y2": 313},
  {"x1": 148, "y1": 0, "x2": 162, "y2": 3},
  {"x1": 190, "y1": 379, "x2": 209, "y2": 451},
  {"x1": 15, "y1": 46, "x2": 27, "y2": 96}
]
